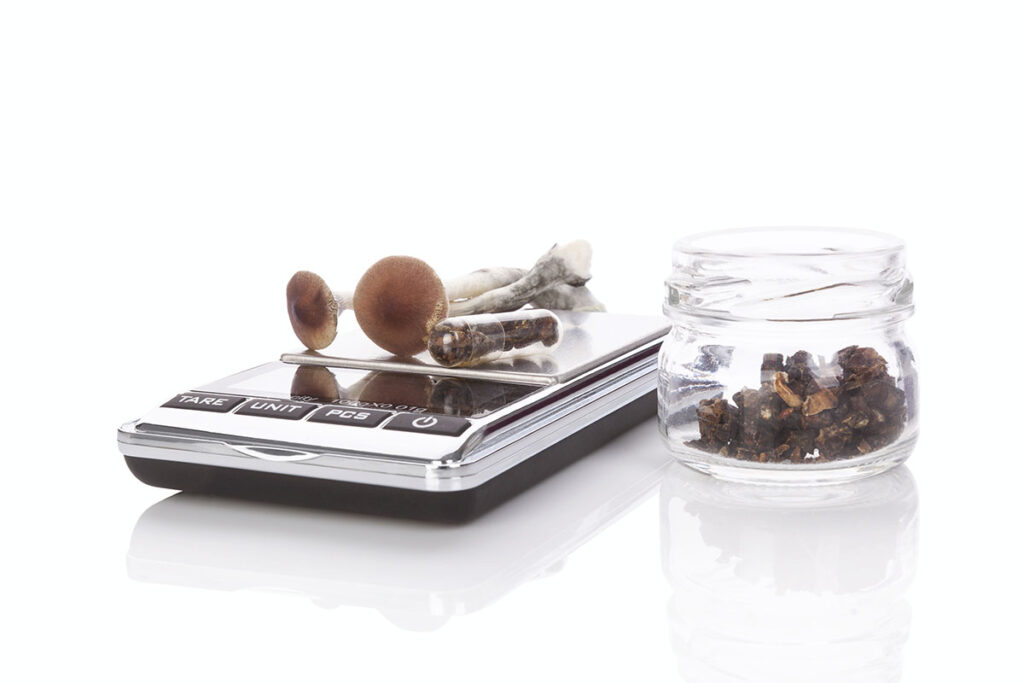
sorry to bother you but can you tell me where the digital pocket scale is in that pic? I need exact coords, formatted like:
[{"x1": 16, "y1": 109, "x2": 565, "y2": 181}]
[{"x1": 118, "y1": 312, "x2": 669, "y2": 521}]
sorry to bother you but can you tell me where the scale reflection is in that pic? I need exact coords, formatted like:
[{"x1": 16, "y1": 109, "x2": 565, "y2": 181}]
[
  {"x1": 661, "y1": 464, "x2": 918, "y2": 682},
  {"x1": 127, "y1": 428, "x2": 670, "y2": 631}
]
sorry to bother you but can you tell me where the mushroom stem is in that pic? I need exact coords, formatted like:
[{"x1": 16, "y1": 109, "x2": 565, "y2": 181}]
[
  {"x1": 529, "y1": 283, "x2": 605, "y2": 312},
  {"x1": 444, "y1": 267, "x2": 528, "y2": 301},
  {"x1": 334, "y1": 290, "x2": 354, "y2": 312},
  {"x1": 448, "y1": 241, "x2": 593, "y2": 316},
  {"x1": 331, "y1": 268, "x2": 527, "y2": 310}
]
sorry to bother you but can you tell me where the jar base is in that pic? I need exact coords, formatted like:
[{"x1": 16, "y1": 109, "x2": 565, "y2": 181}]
[{"x1": 666, "y1": 436, "x2": 917, "y2": 487}]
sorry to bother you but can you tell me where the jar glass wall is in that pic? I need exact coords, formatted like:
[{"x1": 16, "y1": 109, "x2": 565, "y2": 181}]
[{"x1": 658, "y1": 227, "x2": 918, "y2": 485}]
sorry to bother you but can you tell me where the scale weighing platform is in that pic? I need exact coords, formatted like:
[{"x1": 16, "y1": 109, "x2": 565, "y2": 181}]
[{"x1": 118, "y1": 312, "x2": 668, "y2": 521}]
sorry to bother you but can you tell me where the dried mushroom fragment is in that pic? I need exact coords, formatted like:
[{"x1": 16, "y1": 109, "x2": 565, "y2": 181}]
[
  {"x1": 837, "y1": 345, "x2": 889, "y2": 386},
  {"x1": 782, "y1": 350, "x2": 821, "y2": 396},
  {"x1": 688, "y1": 346, "x2": 908, "y2": 463},
  {"x1": 773, "y1": 372, "x2": 805, "y2": 408},
  {"x1": 803, "y1": 388, "x2": 838, "y2": 416},
  {"x1": 760, "y1": 353, "x2": 784, "y2": 383},
  {"x1": 695, "y1": 398, "x2": 739, "y2": 450}
]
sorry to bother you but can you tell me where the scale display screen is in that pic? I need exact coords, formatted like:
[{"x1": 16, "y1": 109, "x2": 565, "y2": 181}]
[{"x1": 197, "y1": 363, "x2": 540, "y2": 419}]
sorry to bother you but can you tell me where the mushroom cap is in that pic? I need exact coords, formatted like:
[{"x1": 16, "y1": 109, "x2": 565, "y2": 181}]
[
  {"x1": 353, "y1": 256, "x2": 449, "y2": 356},
  {"x1": 286, "y1": 270, "x2": 338, "y2": 350}
]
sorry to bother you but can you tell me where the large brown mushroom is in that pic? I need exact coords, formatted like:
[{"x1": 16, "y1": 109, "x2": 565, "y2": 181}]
[{"x1": 352, "y1": 256, "x2": 449, "y2": 356}]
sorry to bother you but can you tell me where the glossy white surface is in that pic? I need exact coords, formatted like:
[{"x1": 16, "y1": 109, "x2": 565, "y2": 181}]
[{"x1": 3, "y1": 1, "x2": 1023, "y2": 680}]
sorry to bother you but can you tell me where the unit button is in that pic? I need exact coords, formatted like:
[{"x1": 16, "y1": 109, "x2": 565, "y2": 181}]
[
  {"x1": 308, "y1": 406, "x2": 392, "y2": 428},
  {"x1": 383, "y1": 413, "x2": 471, "y2": 436},
  {"x1": 235, "y1": 399, "x2": 317, "y2": 420},
  {"x1": 163, "y1": 392, "x2": 246, "y2": 413}
]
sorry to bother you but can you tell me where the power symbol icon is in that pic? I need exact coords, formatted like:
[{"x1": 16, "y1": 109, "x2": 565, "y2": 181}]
[{"x1": 411, "y1": 416, "x2": 439, "y2": 429}]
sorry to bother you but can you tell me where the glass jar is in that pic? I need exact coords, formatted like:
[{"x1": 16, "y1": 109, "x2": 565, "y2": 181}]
[{"x1": 658, "y1": 227, "x2": 918, "y2": 484}]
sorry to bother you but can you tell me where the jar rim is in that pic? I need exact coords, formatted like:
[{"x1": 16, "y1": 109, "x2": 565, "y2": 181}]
[{"x1": 675, "y1": 227, "x2": 905, "y2": 259}]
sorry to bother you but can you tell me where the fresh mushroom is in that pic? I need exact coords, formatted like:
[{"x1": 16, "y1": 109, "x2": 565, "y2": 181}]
[
  {"x1": 286, "y1": 241, "x2": 602, "y2": 352},
  {"x1": 286, "y1": 271, "x2": 353, "y2": 350},
  {"x1": 352, "y1": 255, "x2": 449, "y2": 356},
  {"x1": 448, "y1": 241, "x2": 593, "y2": 315}
]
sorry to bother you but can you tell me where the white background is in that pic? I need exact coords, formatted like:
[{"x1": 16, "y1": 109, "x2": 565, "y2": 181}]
[{"x1": 1, "y1": 1, "x2": 1021, "y2": 681}]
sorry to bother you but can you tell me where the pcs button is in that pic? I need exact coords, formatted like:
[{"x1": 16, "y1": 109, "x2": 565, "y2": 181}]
[{"x1": 308, "y1": 406, "x2": 392, "y2": 428}]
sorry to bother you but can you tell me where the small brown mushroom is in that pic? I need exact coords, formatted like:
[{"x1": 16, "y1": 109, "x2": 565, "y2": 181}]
[
  {"x1": 286, "y1": 271, "x2": 352, "y2": 350},
  {"x1": 352, "y1": 256, "x2": 449, "y2": 356}
]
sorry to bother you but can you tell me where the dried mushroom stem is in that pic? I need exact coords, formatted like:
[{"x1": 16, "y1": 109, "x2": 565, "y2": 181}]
[
  {"x1": 444, "y1": 267, "x2": 527, "y2": 301},
  {"x1": 326, "y1": 267, "x2": 528, "y2": 314},
  {"x1": 449, "y1": 241, "x2": 593, "y2": 315},
  {"x1": 529, "y1": 283, "x2": 606, "y2": 312}
]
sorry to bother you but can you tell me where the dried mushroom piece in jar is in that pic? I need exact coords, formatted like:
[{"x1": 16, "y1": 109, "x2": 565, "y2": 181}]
[{"x1": 688, "y1": 346, "x2": 908, "y2": 464}]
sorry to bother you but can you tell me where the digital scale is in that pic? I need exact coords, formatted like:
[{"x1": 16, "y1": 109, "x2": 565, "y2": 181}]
[{"x1": 118, "y1": 312, "x2": 668, "y2": 521}]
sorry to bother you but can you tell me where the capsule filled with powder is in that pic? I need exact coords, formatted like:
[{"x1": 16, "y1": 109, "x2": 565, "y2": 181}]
[{"x1": 427, "y1": 309, "x2": 562, "y2": 368}]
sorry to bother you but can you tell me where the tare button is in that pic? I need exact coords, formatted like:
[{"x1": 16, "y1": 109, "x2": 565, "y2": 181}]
[
  {"x1": 383, "y1": 413, "x2": 471, "y2": 436},
  {"x1": 236, "y1": 399, "x2": 317, "y2": 420},
  {"x1": 163, "y1": 392, "x2": 246, "y2": 413},
  {"x1": 307, "y1": 406, "x2": 391, "y2": 428}
]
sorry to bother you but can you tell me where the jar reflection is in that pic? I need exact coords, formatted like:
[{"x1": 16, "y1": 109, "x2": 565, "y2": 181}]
[{"x1": 661, "y1": 464, "x2": 918, "y2": 682}]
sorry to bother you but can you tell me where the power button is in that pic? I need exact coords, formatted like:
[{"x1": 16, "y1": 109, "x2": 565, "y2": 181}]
[{"x1": 383, "y1": 413, "x2": 471, "y2": 436}]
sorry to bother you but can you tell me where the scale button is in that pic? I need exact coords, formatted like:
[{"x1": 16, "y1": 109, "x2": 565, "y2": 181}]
[
  {"x1": 163, "y1": 392, "x2": 246, "y2": 413},
  {"x1": 308, "y1": 406, "x2": 392, "y2": 428},
  {"x1": 383, "y1": 413, "x2": 471, "y2": 436},
  {"x1": 235, "y1": 399, "x2": 317, "y2": 420}
]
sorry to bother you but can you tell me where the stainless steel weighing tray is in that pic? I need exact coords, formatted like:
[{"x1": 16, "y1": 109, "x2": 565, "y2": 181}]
[{"x1": 118, "y1": 312, "x2": 669, "y2": 521}]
